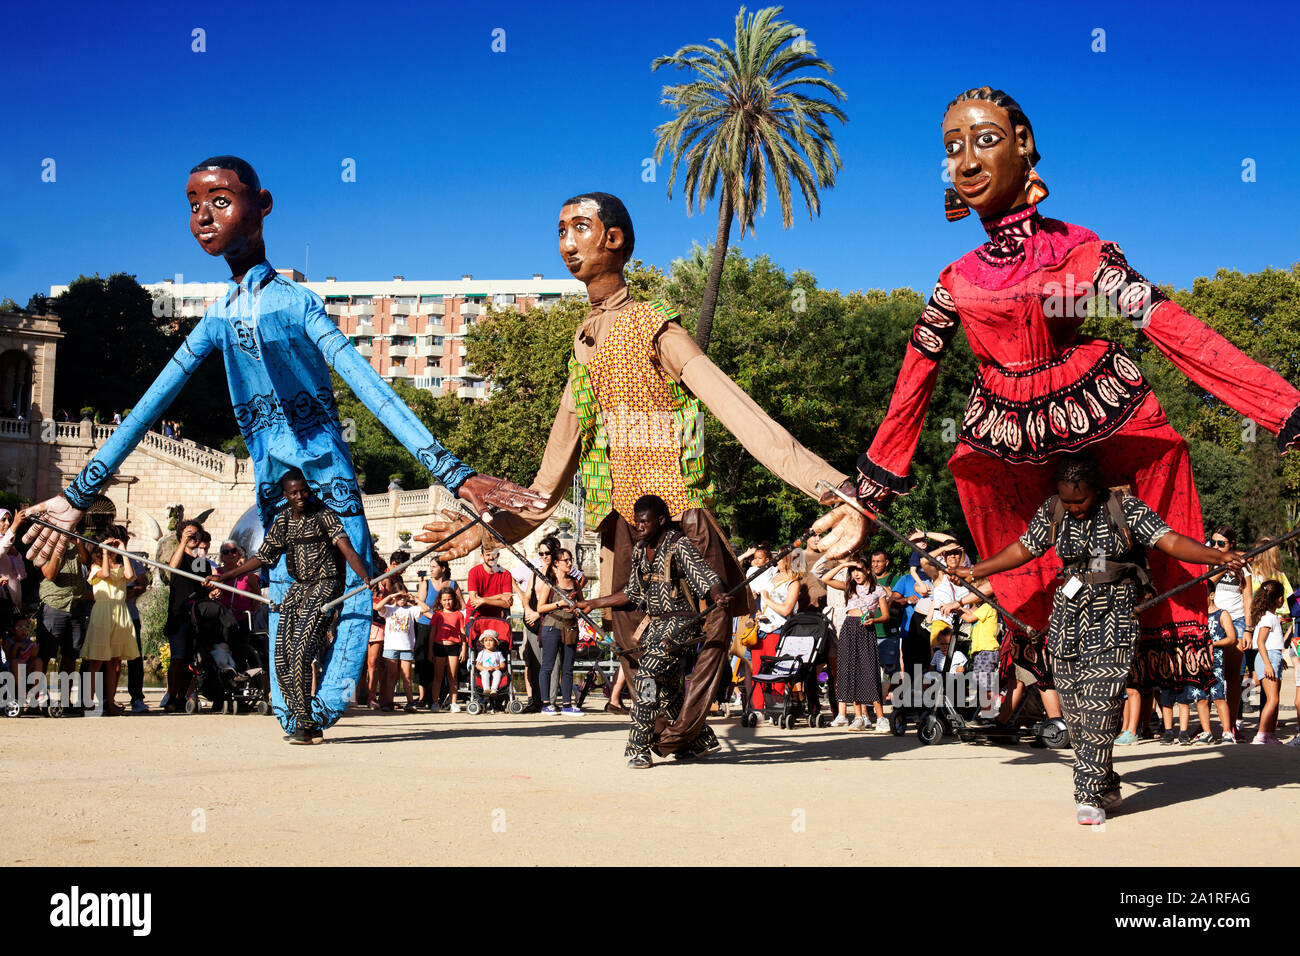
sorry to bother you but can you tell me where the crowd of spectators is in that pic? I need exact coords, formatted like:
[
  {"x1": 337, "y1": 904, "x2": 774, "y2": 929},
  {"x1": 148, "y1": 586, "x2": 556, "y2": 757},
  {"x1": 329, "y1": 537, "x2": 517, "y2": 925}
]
[{"x1": 2, "y1": 505, "x2": 1295, "y2": 750}]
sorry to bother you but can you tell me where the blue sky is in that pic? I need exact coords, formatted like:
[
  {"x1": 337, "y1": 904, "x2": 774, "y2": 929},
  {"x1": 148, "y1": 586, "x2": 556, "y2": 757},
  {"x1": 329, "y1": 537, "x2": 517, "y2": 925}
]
[{"x1": 2, "y1": 0, "x2": 1297, "y2": 304}]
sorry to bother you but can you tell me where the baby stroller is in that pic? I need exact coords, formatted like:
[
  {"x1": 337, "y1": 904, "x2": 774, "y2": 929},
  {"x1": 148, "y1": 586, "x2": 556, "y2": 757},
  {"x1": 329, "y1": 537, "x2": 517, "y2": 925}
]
[
  {"x1": 742, "y1": 612, "x2": 833, "y2": 729},
  {"x1": 182, "y1": 600, "x2": 271, "y2": 715},
  {"x1": 465, "y1": 620, "x2": 523, "y2": 715}
]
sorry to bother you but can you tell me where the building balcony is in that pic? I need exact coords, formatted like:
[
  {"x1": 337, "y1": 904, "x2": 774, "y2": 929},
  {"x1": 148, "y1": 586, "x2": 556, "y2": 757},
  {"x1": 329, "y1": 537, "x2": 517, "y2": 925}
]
[
  {"x1": 388, "y1": 365, "x2": 412, "y2": 378},
  {"x1": 354, "y1": 342, "x2": 373, "y2": 357},
  {"x1": 459, "y1": 302, "x2": 483, "y2": 317},
  {"x1": 390, "y1": 321, "x2": 412, "y2": 336},
  {"x1": 351, "y1": 303, "x2": 375, "y2": 317},
  {"x1": 325, "y1": 303, "x2": 346, "y2": 318},
  {"x1": 419, "y1": 342, "x2": 444, "y2": 357},
  {"x1": 418, "y1": 301, "x2": 446, "y2": 316},
  {"x1": 356, "y1": 321, "x2": 374, "y2": 334},
  {"x1": 457, "y1": 386, "x2": 487, "y2": 400},
  {"x1": 388, "y1": 344, "x2": 413, "y2": 358}
]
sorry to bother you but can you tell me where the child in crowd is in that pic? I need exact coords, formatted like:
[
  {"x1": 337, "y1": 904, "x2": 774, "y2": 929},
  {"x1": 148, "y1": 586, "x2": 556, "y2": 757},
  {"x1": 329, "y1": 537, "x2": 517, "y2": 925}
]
[
  {"x1": 377, "y1": 588, "x2": 429, "y2": 713},
  {"x1": 1251, "y1": 580, "x2": 1287, "y2": 744},
  {"x1": 962, "y1": 582, "x2": 1000, "y2": 718},
  {"x1": 929, "y1": 620, "x2": 967, "y2": 673},
  {"x1": 476, "y1": 633, "x2": 508, "y2": 696},
  {"x1": 1182, "y1": 596, "x2": 1234, "y2": 744},
  {"x1": 83, "y1": 532, "x2": 138, "y2": 715},
  {"x1": 364, "y1": 576, "x2": 392, "y2": 708},
  {"x1": 4, "y1": 618, "x2": 40, "y2": 707},
  {"x1": 428, "y1": 588, "x2": 467, "y2": 712}
]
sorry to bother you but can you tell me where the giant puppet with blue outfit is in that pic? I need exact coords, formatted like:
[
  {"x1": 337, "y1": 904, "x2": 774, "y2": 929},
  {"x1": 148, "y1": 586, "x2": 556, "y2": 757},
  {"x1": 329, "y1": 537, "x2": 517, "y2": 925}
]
[{"x1": 22, "y1": 156, "x2": 545, "y2": 735}]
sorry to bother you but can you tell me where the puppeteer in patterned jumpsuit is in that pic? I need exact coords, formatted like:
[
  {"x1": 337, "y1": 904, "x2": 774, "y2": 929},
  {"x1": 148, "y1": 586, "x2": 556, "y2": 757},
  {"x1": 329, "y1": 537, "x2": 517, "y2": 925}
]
[
  {"x1": 1017, "y1": 491, "x2": 1172, "y2": 810},
  {"x1": 620, "y1": 528, "x2": 724, "y2": 764}
]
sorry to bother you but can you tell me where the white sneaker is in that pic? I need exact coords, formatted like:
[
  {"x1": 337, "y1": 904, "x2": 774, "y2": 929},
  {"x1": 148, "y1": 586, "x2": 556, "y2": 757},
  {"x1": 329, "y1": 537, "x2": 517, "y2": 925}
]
[
  {"x1": 1076, "y1": 804, "x2": 1106, "y2": 826},
  {"x1": 848, "y1": 716, "x2": 867, "y2": 732},
  {"x1": 874, "y1": 717, "x2": 890, "y2": 733},
  {"x1": 830, "y1": 715, "x2": 850, "y2": 727},
  {"x1": 450, "y1": 703, "x2": 463, "y2": 713},
  {"x1": 1285, "y1": 736, "x2": 1300, "y2": 747}
]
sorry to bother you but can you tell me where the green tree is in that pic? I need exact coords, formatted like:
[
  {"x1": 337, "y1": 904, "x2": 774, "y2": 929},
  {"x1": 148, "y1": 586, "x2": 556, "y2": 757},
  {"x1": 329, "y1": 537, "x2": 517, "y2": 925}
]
[
  {"x1": 46, "y1": 273, "x2": 237, "y2": 448},
  {"x1": 652, "y1": 4, "x2": 847, "y2": 353},
  {"x1": 0, "y1": 298, "x2": 19, "y2": 312}
]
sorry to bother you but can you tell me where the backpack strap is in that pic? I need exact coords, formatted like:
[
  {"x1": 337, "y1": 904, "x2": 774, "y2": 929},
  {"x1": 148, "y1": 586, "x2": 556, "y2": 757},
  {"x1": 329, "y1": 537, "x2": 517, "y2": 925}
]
[
  {"x1": 1047, "y1": 495, "x2": 1065, "y2": 549},
  {"x1": 1105, "y1": 491, "x2": 1134, "y2": 553}
]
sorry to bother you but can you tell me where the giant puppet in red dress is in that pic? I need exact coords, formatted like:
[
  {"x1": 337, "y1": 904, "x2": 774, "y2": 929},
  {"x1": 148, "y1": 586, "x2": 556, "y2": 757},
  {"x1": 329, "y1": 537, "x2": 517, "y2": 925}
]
[{"x1": 855, "y1": 89, "x2": 1300, "y2": 689}]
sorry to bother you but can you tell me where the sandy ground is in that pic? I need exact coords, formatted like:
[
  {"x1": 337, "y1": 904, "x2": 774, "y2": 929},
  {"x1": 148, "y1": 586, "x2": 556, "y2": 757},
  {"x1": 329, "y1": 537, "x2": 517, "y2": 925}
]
[{"x1": 2, "y1": 678, "x2": 1297, "y2": 867}]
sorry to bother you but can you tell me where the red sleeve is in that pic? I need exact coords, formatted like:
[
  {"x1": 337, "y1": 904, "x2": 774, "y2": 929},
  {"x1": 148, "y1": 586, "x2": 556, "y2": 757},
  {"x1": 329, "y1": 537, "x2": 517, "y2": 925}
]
[
  {"x1": 857, "y1": 275, "x2": 961, "y2": 503},
  {"x1": 1094, "y1": 242, "x2": 1300, "y2": 449}
]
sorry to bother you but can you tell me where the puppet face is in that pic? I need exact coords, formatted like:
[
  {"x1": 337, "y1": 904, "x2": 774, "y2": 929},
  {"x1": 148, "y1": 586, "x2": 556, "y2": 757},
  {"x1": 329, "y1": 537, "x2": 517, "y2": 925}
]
[
  {"x1": 1057, "y1": 481, "x2": 1100, "y2": 521},
  {"x1": 187, "y1": 168, "x2": 271, "y2": 262},
  {"x1": 558, "y1": 200, "x2": 626, "y2": 287},
  {"x1": 942, "y1": 100, "x2": 1034, "y2": 218}
]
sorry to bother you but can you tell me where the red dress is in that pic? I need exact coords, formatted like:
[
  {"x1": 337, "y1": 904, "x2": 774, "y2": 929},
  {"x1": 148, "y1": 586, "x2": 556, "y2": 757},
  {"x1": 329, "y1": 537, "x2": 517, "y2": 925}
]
[{"x1": 857, "y1": 205, "x2": 1300, "y2": 689}]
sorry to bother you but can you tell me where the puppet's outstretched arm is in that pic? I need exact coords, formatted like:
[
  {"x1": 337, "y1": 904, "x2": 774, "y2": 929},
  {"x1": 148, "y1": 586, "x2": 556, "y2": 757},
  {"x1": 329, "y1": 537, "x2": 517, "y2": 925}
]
[{"x1": 22, "y1": 322, "x2": 216, "y2": 564}]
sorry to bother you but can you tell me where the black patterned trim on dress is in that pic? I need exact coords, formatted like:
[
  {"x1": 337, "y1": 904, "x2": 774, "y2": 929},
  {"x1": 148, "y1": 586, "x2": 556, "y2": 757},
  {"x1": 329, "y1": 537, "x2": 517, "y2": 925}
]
[
  {"x1": 232, "y1": 387, "x2": 339, "y2": 439},
  {"x1": 854, "y1": 452, "x2": 915, "y2": 506},
  {"x1": 1130, "y1": 619, "x2": 1214, "y2": 691},
  {"x1": 975, "y1": 205, "x2": 1041, "y2": 267},
  {"x1": 959, "y1": 341, "x2": 1152, "y2": 464},
  {"x1": 65, "y1": 459, "x2": 112, "y2": 509},
  {"x1": 1277, "y1": 404, "x2": 1300, "y2": 453},
  {"x1": 1093, "y1": 241, "x2": 1171, "y2": 328},
  {"x1": 908, "y1": 282, "x2": 962, "y2": 360},
  {"x1": 414, "y1": 444, "x2": 474, "y2": 493}
]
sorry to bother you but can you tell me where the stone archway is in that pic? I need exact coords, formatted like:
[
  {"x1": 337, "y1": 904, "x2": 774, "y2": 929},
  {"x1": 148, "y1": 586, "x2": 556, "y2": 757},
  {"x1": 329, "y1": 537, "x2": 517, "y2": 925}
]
[{"x1": 0, "y1": 349, "x2": 33, "y2": 418}]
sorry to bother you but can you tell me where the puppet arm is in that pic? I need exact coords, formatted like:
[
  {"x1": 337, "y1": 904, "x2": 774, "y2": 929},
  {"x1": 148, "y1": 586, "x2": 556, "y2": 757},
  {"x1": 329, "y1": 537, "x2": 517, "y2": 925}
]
[
  {"x1": 24, "y1": 320, "x2": 216, "y2": 564},
  {"x1": 1094, "y1": 242, "x2": 1300, "y2": 450}
]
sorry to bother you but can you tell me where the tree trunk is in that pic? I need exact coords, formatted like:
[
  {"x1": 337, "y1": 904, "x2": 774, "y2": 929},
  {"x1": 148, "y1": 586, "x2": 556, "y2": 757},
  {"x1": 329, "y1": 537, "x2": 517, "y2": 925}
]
[{"x1": 695, "y1": 191, "x2": 734, "y2": 353}]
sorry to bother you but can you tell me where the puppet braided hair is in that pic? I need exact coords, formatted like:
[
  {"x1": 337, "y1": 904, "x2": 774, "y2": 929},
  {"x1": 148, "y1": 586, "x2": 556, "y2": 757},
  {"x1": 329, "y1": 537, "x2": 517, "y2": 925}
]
[
  {"x1": 1052, "y1": 451, "x2": 1104, "y2": 490},
  {"x1": 945, "y1": 88, "x2": 1041, "y2": 166}
]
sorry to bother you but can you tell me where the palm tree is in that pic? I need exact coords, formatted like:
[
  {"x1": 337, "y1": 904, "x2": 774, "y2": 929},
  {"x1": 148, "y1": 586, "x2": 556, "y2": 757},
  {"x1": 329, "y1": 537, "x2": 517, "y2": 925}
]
[{"x1": 652, "y1": 5, "x2": 847, "y2": 353}]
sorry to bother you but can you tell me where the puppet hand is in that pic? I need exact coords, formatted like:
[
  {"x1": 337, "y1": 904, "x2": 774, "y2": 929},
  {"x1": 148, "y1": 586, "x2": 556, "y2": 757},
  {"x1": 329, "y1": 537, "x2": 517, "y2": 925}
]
[
  {"x1": 811, "y1": 503, "x2": 869, "y2": 560},
  {"x1": 414, "y1": 509, "x2": 489, "y2": 560},
  {"x1": 457, "y1": 474, "x2": 548, "y2": 515},
  {"x1": 21, "y1": 495, "x2": 84, "y2": 566}
]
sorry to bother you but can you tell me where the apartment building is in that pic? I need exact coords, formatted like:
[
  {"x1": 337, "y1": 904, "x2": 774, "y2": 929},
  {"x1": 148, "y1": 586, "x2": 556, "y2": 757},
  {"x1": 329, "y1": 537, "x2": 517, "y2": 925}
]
[{"x1": 52, "y1": 270, "x2": 585, "y2": 398}]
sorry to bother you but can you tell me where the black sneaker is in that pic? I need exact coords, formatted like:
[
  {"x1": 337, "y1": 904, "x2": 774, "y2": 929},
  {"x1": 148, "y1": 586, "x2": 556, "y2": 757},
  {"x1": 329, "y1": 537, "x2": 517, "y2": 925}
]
[
  {"x1": 307, "y1": 726, "x2": 324, "y2": 744},
  {"x1": 626, "y1": 754, "x2": 653, "y2": 769},
  {"x1": 1159, "y1": 731, "x2": 1177, "y2": 746},
  {"x1": 1176, "y1": 731, "x2": 1193, "y2": 746},
  {"x1": 288, "y1": 727, "x2": 315, "y2": 745}
]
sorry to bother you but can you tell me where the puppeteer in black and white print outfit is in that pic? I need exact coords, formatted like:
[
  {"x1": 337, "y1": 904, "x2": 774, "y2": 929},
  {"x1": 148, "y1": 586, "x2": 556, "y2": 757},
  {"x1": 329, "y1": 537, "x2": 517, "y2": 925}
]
[
  {"x1": 1019, "y1": 491, "x2": 1172, "y2": 809},
  {"x1": 622, "y1": 531, "x2": 723, "y2": 761}
]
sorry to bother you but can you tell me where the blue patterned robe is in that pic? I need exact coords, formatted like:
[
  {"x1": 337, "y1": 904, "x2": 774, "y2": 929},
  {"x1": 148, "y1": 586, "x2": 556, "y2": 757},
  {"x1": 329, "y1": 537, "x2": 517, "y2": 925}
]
[{"x1": 64, "y1": 261, "x2": 473, "y2": 729}]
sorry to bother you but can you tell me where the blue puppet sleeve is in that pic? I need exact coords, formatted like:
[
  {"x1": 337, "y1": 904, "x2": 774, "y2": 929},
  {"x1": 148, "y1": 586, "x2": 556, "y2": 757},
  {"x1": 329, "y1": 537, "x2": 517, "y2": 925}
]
[
  {"x1": 64, "y1": 318, "x2": 217, "y2": 509},
  {"x1": 304, "y1": 301, "x2": 475, "y2": 493}
]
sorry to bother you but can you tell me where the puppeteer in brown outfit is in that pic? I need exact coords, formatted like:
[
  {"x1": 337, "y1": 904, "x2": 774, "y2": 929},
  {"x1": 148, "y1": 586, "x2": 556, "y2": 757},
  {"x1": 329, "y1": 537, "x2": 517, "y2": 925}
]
[{"x1": 485, "y1": 192, "x2": 857, "y2": 757}]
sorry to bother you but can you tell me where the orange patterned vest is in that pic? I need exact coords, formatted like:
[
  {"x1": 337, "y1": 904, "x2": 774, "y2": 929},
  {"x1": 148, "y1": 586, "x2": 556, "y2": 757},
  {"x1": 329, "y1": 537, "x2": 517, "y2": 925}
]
[{"x1": 571, "y1": 300, "x2": 712, "y2": 525}]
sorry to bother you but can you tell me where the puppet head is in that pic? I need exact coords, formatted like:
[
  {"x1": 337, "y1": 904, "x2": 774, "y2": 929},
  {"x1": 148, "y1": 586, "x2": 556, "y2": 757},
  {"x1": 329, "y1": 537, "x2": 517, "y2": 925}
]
[
  {"x1": 187, "y1": 155, "x2": 273, "y2": 274},
  {"x1": 558, "y1": 192, "x2": 634, "y2": 291},
  {"x1": 941, "y1": 88, "x2": 1043, "y2": 221}
]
